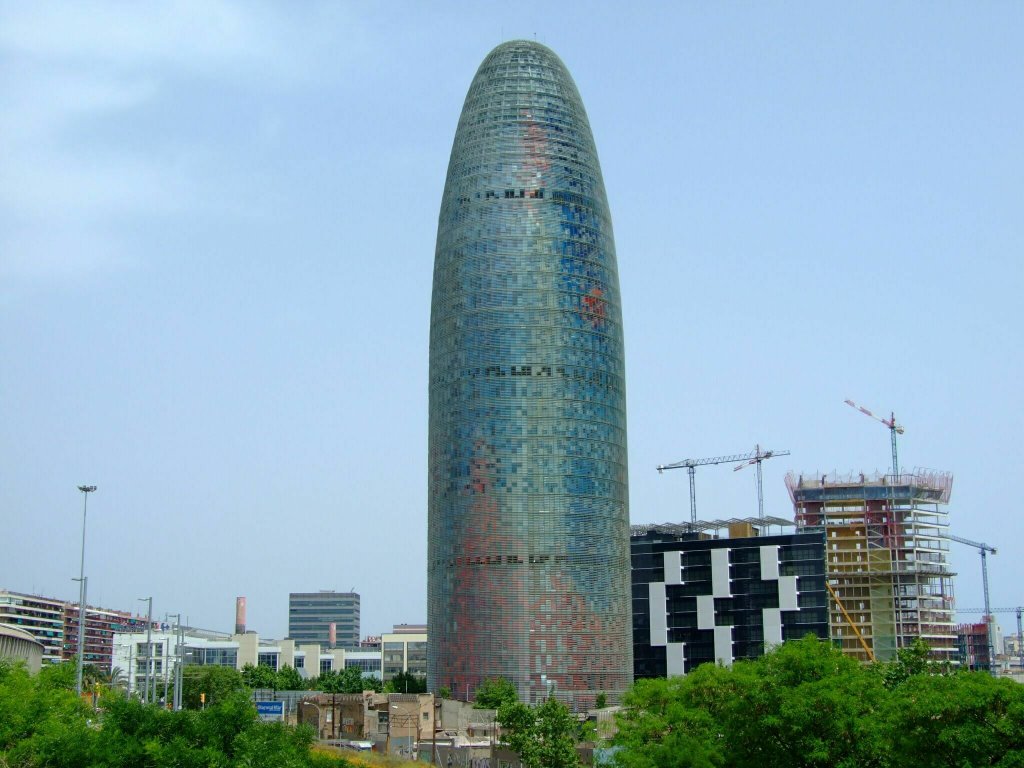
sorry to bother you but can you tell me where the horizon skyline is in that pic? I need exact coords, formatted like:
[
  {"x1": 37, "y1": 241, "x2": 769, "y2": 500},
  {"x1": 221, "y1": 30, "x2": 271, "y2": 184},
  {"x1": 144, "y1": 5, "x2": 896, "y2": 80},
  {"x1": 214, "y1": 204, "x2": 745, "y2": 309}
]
[{"x1": 2, "y1": 3, "x2": 1021, "y2": 640}]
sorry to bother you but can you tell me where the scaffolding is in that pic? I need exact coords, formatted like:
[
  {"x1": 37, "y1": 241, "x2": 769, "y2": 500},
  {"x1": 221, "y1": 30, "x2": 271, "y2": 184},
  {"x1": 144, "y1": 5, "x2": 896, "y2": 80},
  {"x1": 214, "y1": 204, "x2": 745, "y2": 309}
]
[{"x1": 785, "y1": 469, "x2": 956, "y2": 663}]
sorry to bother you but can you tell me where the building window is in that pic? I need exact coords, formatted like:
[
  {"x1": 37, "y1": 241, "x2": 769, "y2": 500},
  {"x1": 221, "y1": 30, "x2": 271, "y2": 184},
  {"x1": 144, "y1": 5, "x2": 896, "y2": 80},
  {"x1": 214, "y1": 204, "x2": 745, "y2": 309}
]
[{"x1": 320, "y1": 658, "x2": 333, "y2": 673}]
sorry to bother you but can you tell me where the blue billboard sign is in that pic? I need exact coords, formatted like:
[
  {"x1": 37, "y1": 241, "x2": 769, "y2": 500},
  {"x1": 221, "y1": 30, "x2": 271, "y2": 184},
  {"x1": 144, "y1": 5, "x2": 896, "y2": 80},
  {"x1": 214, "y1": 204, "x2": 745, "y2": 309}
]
[{"x1": 255, "y1": 701, "x2": 284, "y2": 721}]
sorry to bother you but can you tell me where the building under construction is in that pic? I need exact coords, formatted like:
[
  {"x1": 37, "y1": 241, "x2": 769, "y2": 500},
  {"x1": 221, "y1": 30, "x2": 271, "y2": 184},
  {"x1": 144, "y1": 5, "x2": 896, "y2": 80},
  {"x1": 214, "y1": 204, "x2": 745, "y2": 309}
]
[{"x1": 786, "y1": 470, "x2": 956, "y2": 663}]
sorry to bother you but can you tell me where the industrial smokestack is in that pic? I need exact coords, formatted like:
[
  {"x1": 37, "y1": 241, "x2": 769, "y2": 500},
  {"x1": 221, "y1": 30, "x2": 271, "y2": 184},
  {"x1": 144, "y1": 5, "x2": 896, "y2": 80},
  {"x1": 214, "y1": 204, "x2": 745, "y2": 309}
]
[
  {"x1": 235, "y1": 597, "x2": 246, "y2": 635},
  {"x1": 329, "y1": 622, "x2": 337, "y2": 649}
]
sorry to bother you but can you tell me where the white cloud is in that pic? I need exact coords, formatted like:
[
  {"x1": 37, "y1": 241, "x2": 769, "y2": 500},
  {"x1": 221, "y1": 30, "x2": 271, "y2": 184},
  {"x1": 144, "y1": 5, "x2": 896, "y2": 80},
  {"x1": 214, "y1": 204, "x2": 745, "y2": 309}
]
[
  {"x1": 0, "y1": 1, "x2": 365, "y2": 283},
  {"x1": 1, "y1": 1, "x2": 293, "y2": 77}
]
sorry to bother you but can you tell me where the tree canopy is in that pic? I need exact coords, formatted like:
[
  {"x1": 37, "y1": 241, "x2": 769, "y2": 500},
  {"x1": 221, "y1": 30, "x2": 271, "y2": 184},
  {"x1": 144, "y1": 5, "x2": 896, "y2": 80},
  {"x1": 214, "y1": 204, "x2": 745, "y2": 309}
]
[
  {"x1": 177, "y1": 664, "x2": 248, "y2": 710},
  {"x1": 498, "y1": 697, "x2": 581, "y2": 768},
  {"x1": 0, "y1": 659, "x2": 352, "y2": 767},
  {"x1": 612, "y1": 635, "x2": 1024, "y2": 768},
  {"x1": 474, "y1": 676, "x2": 518, "y2": 709},
  {"x1": 385, "y1": 670, "x2": 426, "y2": 694}
]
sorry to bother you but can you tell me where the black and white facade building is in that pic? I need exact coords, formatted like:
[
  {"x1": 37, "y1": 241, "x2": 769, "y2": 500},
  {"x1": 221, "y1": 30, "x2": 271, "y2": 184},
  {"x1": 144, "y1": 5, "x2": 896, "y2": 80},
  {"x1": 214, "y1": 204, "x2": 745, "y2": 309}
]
[{"x1": 632, "y1": 524, "x2": 828, "y2": 678}]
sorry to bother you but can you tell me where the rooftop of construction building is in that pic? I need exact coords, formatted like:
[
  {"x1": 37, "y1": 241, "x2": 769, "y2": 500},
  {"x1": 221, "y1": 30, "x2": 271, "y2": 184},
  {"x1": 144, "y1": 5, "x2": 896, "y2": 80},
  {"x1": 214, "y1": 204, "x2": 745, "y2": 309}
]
[
  {"x1": 631, "y1": 516, "x2": 796, "y2": 539},
  {"x1": 785, "y1": 469, "x2": 953, "y2": 504}
]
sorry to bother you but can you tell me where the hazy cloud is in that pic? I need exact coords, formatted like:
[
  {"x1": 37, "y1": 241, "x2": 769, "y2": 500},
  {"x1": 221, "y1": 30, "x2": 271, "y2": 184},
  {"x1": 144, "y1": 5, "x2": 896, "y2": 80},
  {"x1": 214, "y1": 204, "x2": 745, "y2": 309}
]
[{"x1": 0, "y1": 1, "x2": 361, "y2": 283}]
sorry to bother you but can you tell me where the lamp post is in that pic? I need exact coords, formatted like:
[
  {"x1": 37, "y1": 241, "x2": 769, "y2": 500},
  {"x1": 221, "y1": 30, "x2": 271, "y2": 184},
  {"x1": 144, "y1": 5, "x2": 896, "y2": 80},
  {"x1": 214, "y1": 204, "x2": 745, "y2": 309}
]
[
  {"x1": 302, "y1": 700, "x2": 325, "y2": 739},
  {"x1": 72, "y1": 575, "x2": 87, "y2": 697},
  {"x1": 139, "y1": 597, "x2": 153, "y2": 704},
  {"x1": 75, "y1": 485, "x2": 96, "y2": 698},
  {"x1": 167, "y1": 613, "x2": 183, "y2": 711}
]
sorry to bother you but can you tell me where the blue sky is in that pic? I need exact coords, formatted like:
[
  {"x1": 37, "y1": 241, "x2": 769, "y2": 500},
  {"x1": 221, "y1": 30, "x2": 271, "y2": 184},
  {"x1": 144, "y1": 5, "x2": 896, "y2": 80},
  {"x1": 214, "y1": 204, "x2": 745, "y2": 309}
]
[{"x1": 2, "y1": 2, "x2": 1021, "y2": 641}]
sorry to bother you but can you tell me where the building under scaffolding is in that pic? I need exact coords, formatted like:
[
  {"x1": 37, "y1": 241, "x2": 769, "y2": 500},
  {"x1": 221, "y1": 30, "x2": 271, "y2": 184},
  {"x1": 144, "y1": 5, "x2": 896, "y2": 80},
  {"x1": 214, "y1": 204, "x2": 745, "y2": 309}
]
[{"x1": 786, "y1": 469, "x2": 956, "y2": 663}]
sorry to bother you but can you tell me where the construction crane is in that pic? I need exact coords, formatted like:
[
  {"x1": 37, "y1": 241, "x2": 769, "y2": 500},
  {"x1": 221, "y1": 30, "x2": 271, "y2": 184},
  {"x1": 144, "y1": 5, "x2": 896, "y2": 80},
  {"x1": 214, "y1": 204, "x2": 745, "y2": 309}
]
[
  {"x1": 955, "y1": 607, "x2": 1023, "y2": 674},
  {"x1": 948, "y1": 533, "x2": 998, "y2": 676},
  {"x1": 657, "y1": 452, "x2": 751, "y2": 524},
  {"x1": 844, "y1": 398, "x2": 904, "y2": 477},
  {"x1": 657, "y1": 446, "x2": 790, "y2": 523},
  {"x1": 731, "y1": 444, "x2": 791, "y2": 519}
]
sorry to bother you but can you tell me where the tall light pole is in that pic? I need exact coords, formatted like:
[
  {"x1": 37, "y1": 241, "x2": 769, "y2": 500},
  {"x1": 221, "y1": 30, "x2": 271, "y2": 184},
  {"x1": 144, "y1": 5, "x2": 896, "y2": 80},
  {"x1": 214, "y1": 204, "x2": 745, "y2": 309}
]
[
  {"x1": 75, "y1": 484, "x2": 96, "y2": 698},
  {"x1": 167, "y1": 613, "x2": 183, "y2": 711},
  {"x1": 139, "y1": 597, "x2": 153, "y2": 704}
]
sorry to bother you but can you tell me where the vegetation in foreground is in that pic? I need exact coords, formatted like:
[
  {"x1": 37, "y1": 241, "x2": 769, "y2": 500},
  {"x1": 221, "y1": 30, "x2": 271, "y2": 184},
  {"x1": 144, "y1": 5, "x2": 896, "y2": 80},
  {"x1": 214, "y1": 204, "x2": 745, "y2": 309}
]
[
  {"x1": 5, "y1": 636, "x2": 1024, "y2": 768},
  {"x1": 0, "y1": 660, "x2": 351, "y2": 768},
  {"x1": 612, "y1": 636, "x2": 1024, "y2": 768}
]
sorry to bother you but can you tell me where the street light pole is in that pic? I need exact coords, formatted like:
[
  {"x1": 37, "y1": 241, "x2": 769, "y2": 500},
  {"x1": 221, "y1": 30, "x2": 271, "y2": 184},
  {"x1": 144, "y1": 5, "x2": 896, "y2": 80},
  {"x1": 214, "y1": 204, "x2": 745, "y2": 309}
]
[
  {"x1": 139, "y1": 597, "x2": 153, "y2": 704},
  {"x1": 75, "y1": 485, "x2": 96, "y2": 698},
  {"x1": 167, "y1": 613, "x2": 183, "y2": 711},
  {"x1": 72, "y1": 576, "x2": 87, "y2": 697}
]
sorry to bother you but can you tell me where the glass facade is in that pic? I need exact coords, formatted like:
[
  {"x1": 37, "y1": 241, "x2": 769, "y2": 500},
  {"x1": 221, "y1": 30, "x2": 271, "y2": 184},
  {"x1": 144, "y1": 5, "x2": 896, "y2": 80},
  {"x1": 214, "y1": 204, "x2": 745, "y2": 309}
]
[
  {"x1": 287, "y1": 591, "x2": 360, "y2": 649},
  {"x1": 428, "y1": 40, "x2": 632, "y2": 707},
  {"x1": 631, "y1": 530, "x2": 828, "y2": 678}
]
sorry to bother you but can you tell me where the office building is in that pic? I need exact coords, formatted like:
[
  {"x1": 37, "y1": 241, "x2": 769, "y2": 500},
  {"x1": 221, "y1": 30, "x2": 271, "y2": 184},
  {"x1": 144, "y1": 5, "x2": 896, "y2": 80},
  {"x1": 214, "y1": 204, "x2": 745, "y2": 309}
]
[
  {"x1": 288, "y1": 591, "x2": 360, "y2": 649},
  {"x1": 631, "y1": 521, "x2": 828, "y2": 677},
  {"x1": 787, "y1": 470, "x2": 957, "y2": 662},
  {"x1": 428, "y1": 40, "x2": 632, "y2": 708},
  {"x1": 382, "y1": 625, "x2": 427, "y2": 684},
  {"x1": 112, "y1": 626, "x2": 381, "y2": 696}
]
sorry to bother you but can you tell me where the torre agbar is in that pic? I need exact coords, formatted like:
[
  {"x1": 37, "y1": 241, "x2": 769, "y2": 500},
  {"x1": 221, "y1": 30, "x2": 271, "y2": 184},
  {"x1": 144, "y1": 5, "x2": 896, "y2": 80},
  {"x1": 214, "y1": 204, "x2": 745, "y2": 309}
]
[{"x1": 428, "y1": 41, "x2": 632, "y2": 707}]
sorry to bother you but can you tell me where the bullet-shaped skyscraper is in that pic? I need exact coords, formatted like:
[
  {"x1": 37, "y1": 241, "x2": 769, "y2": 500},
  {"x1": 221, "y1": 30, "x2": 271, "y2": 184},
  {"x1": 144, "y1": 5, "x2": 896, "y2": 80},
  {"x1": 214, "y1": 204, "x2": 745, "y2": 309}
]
[{"x1": 428, "y1": 41, "x2": 632, "y2": 707}]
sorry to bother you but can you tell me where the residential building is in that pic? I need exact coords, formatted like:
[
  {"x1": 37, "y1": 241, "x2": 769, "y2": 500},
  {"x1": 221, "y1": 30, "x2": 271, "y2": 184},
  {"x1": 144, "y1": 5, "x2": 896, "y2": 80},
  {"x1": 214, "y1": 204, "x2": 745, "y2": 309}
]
[
  {"x1": 0, "y1": 590, "x2": 65, "y2": 665},
  {"x1": 787, "y1": 470, "x2": 957, "y2": 662},
  {"x1": 61, "y1": 603, "x2": 149, "y2": 671},
  {"x1": 631, "y1": 520, "x2": 828, "y2": 677},
  {"x1": 1, "y1": 588, "x2": 152, "y2": 671},
  {"x1": 288, "y1": 591, "x2": 360, "y2": 649},
  {"x1": 428, "y1": 39, "x2": 632, "y2": 709}
]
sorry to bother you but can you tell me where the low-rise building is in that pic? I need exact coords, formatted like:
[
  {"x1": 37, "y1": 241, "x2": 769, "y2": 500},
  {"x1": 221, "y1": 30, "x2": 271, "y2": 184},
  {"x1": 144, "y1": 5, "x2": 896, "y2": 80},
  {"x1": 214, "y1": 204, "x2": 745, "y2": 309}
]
[
  {"x1": 0, "y1": 623, "x2": 45, "y2": 673},
  {"x1": 0, "y1": 590, "x2": 66, "y2": 665},
  {"x1": 381, "y1": 625, "x2": 427, "y2": 683}
]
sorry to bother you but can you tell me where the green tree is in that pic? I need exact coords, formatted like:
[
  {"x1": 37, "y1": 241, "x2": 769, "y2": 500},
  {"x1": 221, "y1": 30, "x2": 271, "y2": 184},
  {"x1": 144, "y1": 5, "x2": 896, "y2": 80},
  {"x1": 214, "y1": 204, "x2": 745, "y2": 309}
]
[
  {"x1": 613, "y1": 636, "x2": 890, "y2": 768},
  {"x1": 474, "y1": 676, "x2": 517, "y2": 709},
  {"x1": 498, "y1": 697, "x2": 581, "y2": 768},
  {"x1": 595, "y1": 692, "x2": 607, "y2": 709},
  {"x1": 386, "y1": 670, "x2": 427, "y2": 694},
  {"x1": 360, "y1": 674, "x2": 383, "y2": 693},
  {"x1": 884, "y1": 672, "x2": 1024, "y2": 767},
  {"x1": 879, "y1": 637, "x2": 949, "y2": 689},
  {"x1": 437, "y1": 685, "x2": 452, "y2": 700},
  {"x1": 316, "y1": 669, "x2": 342, "y2": 693},
  {"x1": 276, "y1": 664, "x2": 305, "y2": 691},
  {"x1": 613, "y1": 675, "x2": 723, "y2": 768},
  {"x1": 241, "y1": 662, "x2": 279, "y2": 689},
  {"x1": 0, "y1": 662, "x2": 349, "y2": 768},
  {"x1": 178, "y1": 664, "x2": 247, "y2": 710},
  {"x1": 338, "y1": 665, "x2": 365, "y2": 693}
]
